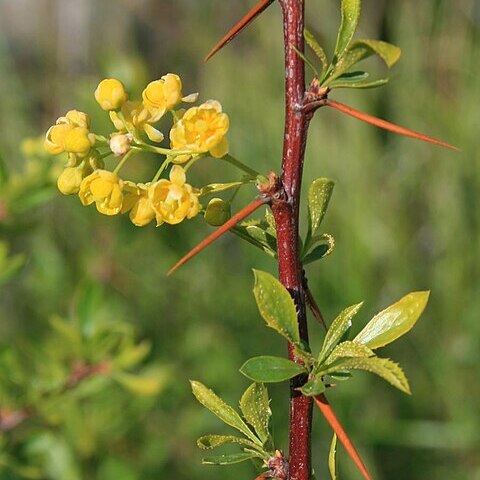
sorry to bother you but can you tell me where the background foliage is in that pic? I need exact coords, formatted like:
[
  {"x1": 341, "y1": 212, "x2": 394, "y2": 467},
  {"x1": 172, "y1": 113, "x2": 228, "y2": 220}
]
[{"x1": 0, "y1": 0, "x2": 478, "y2": 479}]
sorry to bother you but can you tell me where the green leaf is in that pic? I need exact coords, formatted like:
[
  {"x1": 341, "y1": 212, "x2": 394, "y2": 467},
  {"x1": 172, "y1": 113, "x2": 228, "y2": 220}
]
[
  {"x1": 113, "y1": 340, "x2": 152, "y2": 369},
  {"x1": 199, "y1": 181, "x2": 245, "y2": 196},
  {"x1": 335, "y1": 70, "x2": 369, "y2": 82},
  {"x1": 329, "y1": 434, "x2": 338, "y2": 480},
  {"x1": 330, "y1": 77, "x2": 389, "y2": 90},
  {"x1": 197, "y1": 435, "x2": 259, "y2": 451},
  {"x1": 246, "y1": 226, "x2": 277, "y2": 252},
  {"x1": 239, "y1": 383, "x2": 271, "y2": 444},
  {"x1": 333, "y1": 0, "x2": 362, "y2": 62},
  {"x1": 302, "y1": 233, "x2": 335, "y2": 264},
  {"x1": 291, "y1": 44, "x2": 319, "y2": 77},
  {"x1": 202, "y1": 453, "x2": 259, "y2": 465},
  {"x1": 252, "y1": 270, "x2": 300, "y2": 344},
  {"x1": 304, "y1": 29, "x2": 328, "y2": 73},
  {"x1": 325, "y1": 340, "x2": 374, "y2": 364},
  {"x1": 318, "y1": 302, "x2": 363, "y2": 366},
  {"x1": 240, "y1": 356, "x2": 306, "y2": 383},
  {"x1": 298, "y1": 375, "x2": 326, "y2": 397},
  {"x1": 326, "y1": 356, "x2": 411, "y2": 394},
  {"x1": 326, "y1": 39, "x2": 401, "y2": 84},
  {"x1": 190, "y1": 381, "x2": 259, "y2": 444},
  {"x1": 354, "y1": 291, "x2": 430, "y2": 349},
  {"x1": 307, "y1": 178, "x2": 335, "y2": 238}
]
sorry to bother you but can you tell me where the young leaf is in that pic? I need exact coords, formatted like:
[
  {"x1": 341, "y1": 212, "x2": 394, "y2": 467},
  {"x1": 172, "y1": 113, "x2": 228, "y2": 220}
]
[
  {"x1": 318, "y1": 302, "x2": 364, "y2": 366},
  {"x1": 326, "y1": 357, "x2": 411, "y2": 394},
  {"x1": 240, "y1": 356, "x2": 306, "y2": 383},
  {"x1": 329, "y1": 434, "x2": 338, "y2": 480},
  {"x1": 354, "y1": 291, "x2": 430, "y2": 349},
  {"x1": 330, "y1": 78, "x2": 389, "y2": 90},
  {"x1": 197, "y1": 434, "x2": 259, "y2": 451},
  {"x1": 252, "y1": 270, "x2": 300, "y2": 344},
  {"x1": 326, "y1": 39, "x2": 401, "y2": 84},
  {"x1": 202, "y1": 452, "x2": 259, "y2": 465},
  {"x1": 190, "y1": 381, "x2": 259, "y2": 444},
  {"x1": 302, "y1": 233, "x2": 335, "y2": 265},
  {"x1": 239, "y1": 383, "x2": 271, "y2": 444},
  {"x1": 298, "y1": 375, "x2": 326, "y2": 397},
  {"x1": 304, "y1": 29, "x2": 328, "y2": 73},
  {"x1": 113, "y1": 370, "x2": 167, "y2": 396},
  {"x1": 333, "y1": 0, "x2": 362, "y2": 63},
  {"x1": 307, "y1": 178, "x2": 335, "y2": 238},
  {"x1": 325, "y1": 340, "x2": 374, "y2": 364},
  {"x1": 199, "y1": 181, "x2": 245, "y2": 196}
]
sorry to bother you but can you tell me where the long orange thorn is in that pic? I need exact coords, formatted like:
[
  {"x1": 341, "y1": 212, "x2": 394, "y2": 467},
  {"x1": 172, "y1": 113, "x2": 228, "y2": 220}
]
[
  {"x1": 205, "y1": 0, "x2": 276, "y2": 62},
  {"x1": 314, "y1": 394, "x2": 373, "y2": 480},
  {"x1": 168, "y1": 197, "x2": 267, "y2": 276},
  {"x1": 325, "y1": 99, "x2": 459, "y2": 151}
]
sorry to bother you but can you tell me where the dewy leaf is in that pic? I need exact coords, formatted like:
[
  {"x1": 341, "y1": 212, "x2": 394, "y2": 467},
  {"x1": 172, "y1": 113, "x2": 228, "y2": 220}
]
[
  {"x1": 240, "y1": 356, "x2": 306, "y2": 383},
  {"x1": 240, "y1": 383, "x2": 271, "y2": 444},
  {"x1": 333, "y1": 0, "x2": 362, "y2": 62},
  {"x1": 252, "y1": 270, "x2": 300, "y2": 344},
  {"x1": 318, "y1": 302, "x2": 364, "y2": 366},
  {"x1": 329, "y1": 434, "x2": 338, "y2": 480},
  {"x1": 354, "y1": 291, "x2": 430, "y2": 349},
  {"x1": 197, "y1": 434, "x2": 259, "y2": 451},
  {"x1": 308, "y1": 178, "x2": 335, "y2": 237},
  {"x1": 326, "y1": 356, "x2": 411, "y2": 394},
  {"x1": 298, "y1": 375, "x2": 326, "y2": 397},
  {"x1": 190, "y1": 381, "x2": 259, "y2": 444},
  {"x1": 325, "y1": 340, "x2": 374, "y2": 364},
  {"x1": 325, "y1": 39, "x2": 401, "y2": 84},
  {"x1": 304, "y1": 29, "x2": 328, "y2": 73}
]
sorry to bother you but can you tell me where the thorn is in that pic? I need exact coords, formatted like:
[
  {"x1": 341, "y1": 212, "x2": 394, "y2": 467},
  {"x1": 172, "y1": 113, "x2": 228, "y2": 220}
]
[
  {"x1": 205, "y1": 0, "x2": 275, "y2": 62},
  {"x1": 168, "y1": 197, "x2": 267, "y2": 276},
  {"x1": 314, "y1": 394, "x2": 373, "y2": 480},
  {"x1": 302, "y1": 273, "x2": 328, "y2": 331},
  {"x1": 326, "y1": 99, "x2": 459, "y2": 151}
]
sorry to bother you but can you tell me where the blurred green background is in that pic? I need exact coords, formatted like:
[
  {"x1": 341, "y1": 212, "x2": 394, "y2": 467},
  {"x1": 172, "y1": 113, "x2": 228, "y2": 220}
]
[{"x1": 0, "y1": 0, "x2": 478, "y2": 479}]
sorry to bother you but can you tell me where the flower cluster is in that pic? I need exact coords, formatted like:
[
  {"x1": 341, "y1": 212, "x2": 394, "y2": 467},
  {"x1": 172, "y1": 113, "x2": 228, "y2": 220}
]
[{"x1": 44, "y1": 74, "x2": 232, "y2": 227}]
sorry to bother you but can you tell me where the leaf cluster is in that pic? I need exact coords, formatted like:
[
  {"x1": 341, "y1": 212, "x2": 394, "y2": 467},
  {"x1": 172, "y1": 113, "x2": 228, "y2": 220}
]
[
  {"x1": 190, "y1": 381, "x2": 274, "y2": 467},
  {"x1": 302, "y1": 0, "x2": 401, "y2": 90},
  {"x1": 243, "y1": 270, "x2": 430, "y2": 397}
]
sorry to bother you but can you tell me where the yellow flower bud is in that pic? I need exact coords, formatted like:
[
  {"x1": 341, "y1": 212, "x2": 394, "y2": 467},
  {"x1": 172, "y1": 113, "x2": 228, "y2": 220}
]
[
  {"x1": 142, "y1": 74, "x2": 183, "y2": 120},
  {"x1": 122, "y1": 182, "x2": 156, "y2": 227},
  {"x1": 110, "y1": 133, "x2": 132, "y2": 156},
  {"x1": 57, "y1": 167, "x2": 84, "y2": 195},
  {"x1": 63, "y1": 127, "x2": 93, "y2": 155},
  {"x1": 148, "y1": 165, "x2": 200, "y2": 226},
  {"x1": 95, "y1": 79, "x2": 128, "y2": 111},
  {"x1": 79, "y1": 169, "x2": 124, "y2": 216},
  {"x1": 170, "y1": 100, "x2": 229, "y2": 162},
  {"x1": 204, "y1": 198, "x2": 231, "y2": 226}
]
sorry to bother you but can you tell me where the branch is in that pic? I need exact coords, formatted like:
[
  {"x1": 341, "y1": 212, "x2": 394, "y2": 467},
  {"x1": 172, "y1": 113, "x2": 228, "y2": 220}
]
[{"x1": 205, "y1": 0, "x2": 276, "y2": 62}]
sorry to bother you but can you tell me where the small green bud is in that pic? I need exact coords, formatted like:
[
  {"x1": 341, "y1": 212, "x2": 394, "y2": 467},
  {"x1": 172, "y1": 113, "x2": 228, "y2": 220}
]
[{"x1": 204, "y1": 198, "x2": 231, "y2": 226}]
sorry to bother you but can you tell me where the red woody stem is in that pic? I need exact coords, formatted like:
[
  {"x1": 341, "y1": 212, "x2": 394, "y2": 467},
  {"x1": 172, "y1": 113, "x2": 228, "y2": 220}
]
[{"x1": 273, "y1": 2, "x2": 312, "y2": 479}]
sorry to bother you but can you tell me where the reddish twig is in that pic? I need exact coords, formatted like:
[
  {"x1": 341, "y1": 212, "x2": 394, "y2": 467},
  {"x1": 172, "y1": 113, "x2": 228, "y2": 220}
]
[
  {"x1": 167, "y1": 197, "x2": 267, "y2": 276},
  {"x1": 314, "y1": 394, "x2": 372, "y2": 480},
  {"x1": 205, "y1": 0, "x2": 276, "y2": 62},
  {"x1": 304, "y1": 98, "x2": 459, "y2": 151}
]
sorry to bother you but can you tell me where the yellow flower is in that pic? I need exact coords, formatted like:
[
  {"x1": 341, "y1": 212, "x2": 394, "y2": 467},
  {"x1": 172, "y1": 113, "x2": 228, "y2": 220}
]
[
  {"x1": 122, "y1": 182, "x2": 156, "y2": 227},
  {"x1": 79, "y1": 170, "x2": 124, "y2": 216},
  {"x1": 149, "y1": 165, "x2": 200, "y2": 226},
  {"x1": 44, "y1": 110, "x2": 94, "y2": 156},
  {"x1": 169, "y1": 100, "x2": 229, "y2": 163},
  {"x1": 95, "y1": 79, "x2": 128, "y2": 111},
  {"x1": 142, "y1": 74, "x2": 183, "y2": 120},
  {"x1": 57, "y1": 110, "x2": 91, "y2": 129}
]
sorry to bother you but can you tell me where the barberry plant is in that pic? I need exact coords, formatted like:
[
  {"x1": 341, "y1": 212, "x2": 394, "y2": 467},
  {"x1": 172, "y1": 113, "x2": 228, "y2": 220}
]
[{"x1": 42, "y1": 0, "x2": 457, "y2": 479}]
